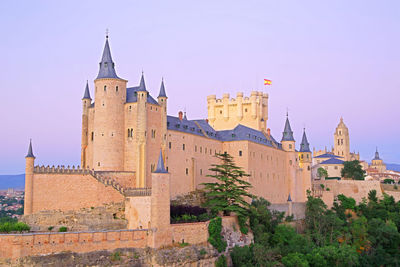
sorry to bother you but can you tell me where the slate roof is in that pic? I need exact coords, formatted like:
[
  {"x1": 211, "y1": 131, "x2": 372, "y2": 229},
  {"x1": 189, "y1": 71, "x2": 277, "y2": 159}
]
[
  {"x1": 282, "y1": 117, "x2": 295, "y2": 142},
  {"x1": 126, "y1": 86, "x2": 159, "y2": 105},
  {"x1": 373, "y1": 147, "x2": 381, "y2": 160},
  {"x1": 26, "y1": 139, "x2": 35, "y2": 158},
  {"x1": 314, "y1": 153, "x2": 342, "y2": 159},
  {"x1": 167, "y1": 116, "x2": 282, "y2": 149},
  {"x1": 82, "y1": 81, "x2": 91, "y2": 100},
  {"x1": 299, "y1": 130, "x2": 310, "y2": 152},
  {"x1": 320, "y1": 158, "x2": 344, "y2": 165},
  {"x1": 154, "y1": 150, "x2": 167, "y2": 173},
  {"x1": 158, "y1": 79, "x2": 167, "y2": 98},
  {"x1": 96, "y1": 37, "x2": 120, "y2": 79}
]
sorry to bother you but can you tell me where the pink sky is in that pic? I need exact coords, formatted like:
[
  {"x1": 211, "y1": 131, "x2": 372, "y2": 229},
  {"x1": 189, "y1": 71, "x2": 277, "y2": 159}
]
[{"x1": 0, "y1": 0, "x2": 399, "y2": 174}]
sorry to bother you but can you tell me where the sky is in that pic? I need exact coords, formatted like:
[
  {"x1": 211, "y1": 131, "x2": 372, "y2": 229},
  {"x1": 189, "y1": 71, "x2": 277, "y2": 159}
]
[{"x1": 0, "y1": 0, "x2": 399, "y2": 174}]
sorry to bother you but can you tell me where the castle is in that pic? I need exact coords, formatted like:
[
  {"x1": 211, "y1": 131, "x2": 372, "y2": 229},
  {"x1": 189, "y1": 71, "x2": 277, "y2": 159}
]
[{"x1": 23, "y1": 36, "x2": 312, "y2": 224}]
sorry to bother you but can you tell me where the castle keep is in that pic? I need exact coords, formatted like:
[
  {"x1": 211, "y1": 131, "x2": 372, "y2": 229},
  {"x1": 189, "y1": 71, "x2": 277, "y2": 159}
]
[{"x1": 23, "y1": 36, "x2": 312, "y2": 224}]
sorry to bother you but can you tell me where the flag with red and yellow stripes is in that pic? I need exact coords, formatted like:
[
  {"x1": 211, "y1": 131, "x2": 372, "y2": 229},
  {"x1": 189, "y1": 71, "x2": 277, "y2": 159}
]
[{"x1": 264, "y1": 79, "x2": 272, "y2": 85}]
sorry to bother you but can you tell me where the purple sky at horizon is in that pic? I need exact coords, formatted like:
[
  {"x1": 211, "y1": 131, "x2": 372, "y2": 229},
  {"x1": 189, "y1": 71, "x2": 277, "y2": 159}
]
[{"x1": 1, "y1": 1, "x2": 399, "y2": 174}]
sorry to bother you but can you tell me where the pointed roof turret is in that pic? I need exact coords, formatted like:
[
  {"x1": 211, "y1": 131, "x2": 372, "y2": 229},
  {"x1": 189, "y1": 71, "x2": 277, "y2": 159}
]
[
  {"x1": 82, "y1": 81, "x2": 91, "y2": 100},
  {"x1": 96, "y1": 35, "x2": 120, "y2": 79},
  {"x1": 154, "y1": 150, "x2": 167, "y2": 173},
  {"x1": 26, "y1": 139, "x2": 35, "y2": 158},
  {"x1": 374, "y1": 147, "x2": 381, "y2": 160},
  {"x1": 137, "y1": 72, "x2": 147, "y2": 92},
  {"x1": 287, "y1": 193, "x2": 292, "y2": 202},
  {"x1": 158, "y1": 78, "x2": 167, "y2": 98},
  {"x1": 281, "y1": 113, "x2": 295, "y2": 142},
  {"x1": 299, "y1": 129, "x2": 311, "y2": 152}
]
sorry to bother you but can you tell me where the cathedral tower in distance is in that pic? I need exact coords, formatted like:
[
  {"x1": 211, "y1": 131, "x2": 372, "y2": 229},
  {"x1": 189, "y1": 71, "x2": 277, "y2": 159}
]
[{"x1": 333, "y1": 117, "x2": 350, "y2": 161}]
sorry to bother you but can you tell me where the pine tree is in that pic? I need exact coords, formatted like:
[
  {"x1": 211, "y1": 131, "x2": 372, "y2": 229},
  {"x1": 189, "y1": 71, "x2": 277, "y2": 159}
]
[{"x1": 202, "y1": 152, "x2": 254, "y2": 216}]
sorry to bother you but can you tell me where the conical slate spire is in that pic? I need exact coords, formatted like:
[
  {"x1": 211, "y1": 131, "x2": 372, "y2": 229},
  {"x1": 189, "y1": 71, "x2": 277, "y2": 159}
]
[
  {"x1": 26, "y1": 139, "x2": 35, "y2": 158},
  {"x1": 96, "y1": 36, "x2": 119, "y2": 79},
  {"x1": 82, "y1": 81, "x2": 91, "y2": 100},
  {"x1": 154, "y1": 150, "x2": 167, "y2": 173},
  {"x1": 374, "y1": 147, "x2": 381, "y2": 160},
  {"x1": 281, "y1": 114, "x2": 295, "y2": 142},
  {"x1": 137, "y1": 72, "x2": 147, "y2": 92},
  {"x1": 287, "y1": 193, "x2": 292, "y2": 202},
  {"x1": 299, "y1": 129, "x2": 311, "y2": 152},
  {"x1": 158, "y1": 78, "x2": 167, "y2": 98}
]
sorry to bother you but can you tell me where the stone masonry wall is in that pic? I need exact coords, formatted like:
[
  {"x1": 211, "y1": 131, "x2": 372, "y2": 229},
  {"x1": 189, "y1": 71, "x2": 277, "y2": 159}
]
[
  {"x1": 0, "y1": 229, "x2": 148, "y2": 259},
  {"x1": 31, "y1": 173, "x2": 124, "y2": 213}
]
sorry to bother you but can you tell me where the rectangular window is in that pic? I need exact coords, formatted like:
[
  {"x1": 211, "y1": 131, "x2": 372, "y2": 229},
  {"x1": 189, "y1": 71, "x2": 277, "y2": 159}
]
[
  {"x1": 195, "y1": 146, "x2": 197, "y2": 152},
  {"x1": 200, "y1": 169, "x2": 202, "y2": 175},
  {"x1": 169, "y1": 142, "x2": 171, "y2": 149},
  {"x1": 185, "y1": 168, "x2": 188, "y2": 175},
  {"x1": 239, "y1": 150, "x2": 242, "y2": 156},
  {"x1": 183, "y1": 144, "x2": 185, "y2": 151}
]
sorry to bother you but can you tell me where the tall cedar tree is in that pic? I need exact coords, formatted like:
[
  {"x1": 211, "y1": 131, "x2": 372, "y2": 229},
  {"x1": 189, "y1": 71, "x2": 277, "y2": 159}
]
[{"x1": 202, "y1": 153, "x2": 254, "y2": 216}]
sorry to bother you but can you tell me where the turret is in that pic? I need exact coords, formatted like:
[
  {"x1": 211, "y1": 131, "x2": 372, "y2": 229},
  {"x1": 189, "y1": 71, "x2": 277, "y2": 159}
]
[
  {"x1": 24, "y1": 140, "x2": 35, "y2": 215},
  {"x1": 92, "y1": 35, "x2": 127, "y2": 171},
  {"x1": 150, "y1": 150, "x2": 172, "y2": 248},
  {"x1": 287, "y1": 194, "x2": 293, "y2": 216},
  {"x1": 157, "y1": 78, "x2": 168, "y2": 164},
  {"x1": 81, "y1": 81, "x2": 91, "y2": 168},
  {"x1": 299, "y1": 128, "x2": 312, "y2": 167},
  {"x1": 281, "y1": 113, "x2": 295, "y2": 152},
  {"x1": 136, "y1": 72, "x2": 148, "y2": 187}
]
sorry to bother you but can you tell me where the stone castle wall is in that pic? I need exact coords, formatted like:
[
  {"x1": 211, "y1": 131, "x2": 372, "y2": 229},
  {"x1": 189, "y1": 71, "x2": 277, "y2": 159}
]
[
  {"x1": 30, "y1": 170, "x2": 124, "y2": 213},
  {"x1": 0, "y1": 229, "x2": 148, "y2": 259}
]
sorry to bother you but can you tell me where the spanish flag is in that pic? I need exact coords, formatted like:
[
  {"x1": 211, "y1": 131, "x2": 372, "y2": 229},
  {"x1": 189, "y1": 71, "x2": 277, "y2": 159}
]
[{"x1": 264, "y1": 79, "x2": 272, "y2": 85}]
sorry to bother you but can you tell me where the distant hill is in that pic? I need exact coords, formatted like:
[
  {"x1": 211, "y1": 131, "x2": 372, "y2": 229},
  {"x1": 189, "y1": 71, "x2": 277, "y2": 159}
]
[
  {"x1": 0, "y1": 174, "x2": 25, "y2": 190},
  {"x1": 387, "y1": 163, "x2": 400, "y2": 172}
]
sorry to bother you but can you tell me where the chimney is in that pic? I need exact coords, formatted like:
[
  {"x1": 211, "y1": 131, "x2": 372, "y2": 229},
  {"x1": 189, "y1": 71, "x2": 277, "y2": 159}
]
[
  {"x1": 267, "y1": 128, "x2": 271, "y2": 138},
  {"x1": 178, "y1": 111, "x2": 183, "y2": 121}
]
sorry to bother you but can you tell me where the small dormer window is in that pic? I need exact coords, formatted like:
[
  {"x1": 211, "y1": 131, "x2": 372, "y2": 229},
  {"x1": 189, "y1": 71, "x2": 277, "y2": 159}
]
[{"x1": 104, "y1": 62, "x2": 108, "y2": 68}]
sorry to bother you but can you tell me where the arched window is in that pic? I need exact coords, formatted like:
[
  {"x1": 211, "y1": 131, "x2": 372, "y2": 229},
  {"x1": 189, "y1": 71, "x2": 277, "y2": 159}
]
[
  {"x1": 91, "y1": 132, "x2": 94, "y2": 141},
  {"x1": 104, "y1": 85, "x2": 107, "y2": 91},
  {"x1": 116, "y1": 86, "x2": 118, "y2": 92},
  {"x1": 289, "y1": 144, "x2": 292, "y2": 149}
]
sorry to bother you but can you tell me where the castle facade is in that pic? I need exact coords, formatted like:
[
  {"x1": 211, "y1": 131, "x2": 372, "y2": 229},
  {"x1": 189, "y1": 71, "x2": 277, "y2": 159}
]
[{"x1": 24, "y1": 36, "x2": 312, "y2": 219}]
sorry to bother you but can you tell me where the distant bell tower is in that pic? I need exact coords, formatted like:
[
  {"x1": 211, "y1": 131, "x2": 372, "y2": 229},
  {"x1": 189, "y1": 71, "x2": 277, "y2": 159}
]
[{"x1": 334, "y1": 117, "x2": 350, "y2": 161}]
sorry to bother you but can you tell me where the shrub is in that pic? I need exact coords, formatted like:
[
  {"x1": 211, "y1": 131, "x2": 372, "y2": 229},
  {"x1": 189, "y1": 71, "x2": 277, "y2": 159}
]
[
  {"x1": 215, "y1": 255, "x2": 227, "y2": 267},
  {"x1": 110, "y1": 251, "x2": 121, "y2": 261},
  {"x1": 238, "y1": 215, "x2": 248, "y2": 234},
  {"x1": 59, "y1": 226, "x2": 68, "y2": 232},
  {"x1": 199, "y1": 248, "x2": 207, "y2": 256},
  {"x1": 48, "y1": 226, "x2": 54, "y2": 231},
  {"x1": 0, "y1": 221, "x2": 30, "y2": 233},
  {"x1": 208, "y1": 217, "x2": 227, "y2": 252}
]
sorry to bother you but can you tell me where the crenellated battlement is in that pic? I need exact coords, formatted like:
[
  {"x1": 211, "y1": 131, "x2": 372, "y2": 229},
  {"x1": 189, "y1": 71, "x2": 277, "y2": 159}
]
[
  {"x1": 207, "y1": 91, "x2": 269, "y2": 131},
  {"x1": 33, "y1": 165, "x2": 145, "y2": 197}
]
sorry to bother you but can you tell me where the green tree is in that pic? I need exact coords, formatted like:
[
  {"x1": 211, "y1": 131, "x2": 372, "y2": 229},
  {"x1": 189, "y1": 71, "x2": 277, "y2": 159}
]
[
  {"x1": 341, "y1": 160, "x2": 366, "y2": 180},
  {"x1": 282, "y1": 252, "x2": 309, "y2": 267},
  {"x1": 202, "y1": 153, "x2": 253, "y2": 217},
  {"x1": 317, "y1": 167, "x2": 328, "y2": 180}
]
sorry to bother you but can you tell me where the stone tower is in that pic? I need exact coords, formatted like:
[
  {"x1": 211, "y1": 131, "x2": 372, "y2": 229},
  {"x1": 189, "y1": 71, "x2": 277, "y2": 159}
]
[
  {"x1": 207, "y1": 91, "x2": 268, "y2": 131},
  {"x1": 24, "y1": 140, "x2": 35, "y2": 215},
  {"x1": 334, "y1": 117, "x2": 350, "y2": 160},
  {"x1": 136, "y1": 73, "x2": 148, "y2": 187},
  {"x1": 281, "y1": 114, "x2": 297, "y2": 202},
  {"x1": 299, "y1": 129, "x2": 312, "y2": 201},
  {"x1": 371, "y1": 147, "x2": 386, "y2": 173},
  {"x1": 150, "y1": 150, "x2": 172, "y2": 248},
  {"x1": 157, "y1": 79, "x2": 168, "y2": 164},
  {"x1": 81, "y1": 81, "x2": 91, "y2": 168},
  {"x1": 92, "y1": 35, "x2": 127, "y2": 171}
]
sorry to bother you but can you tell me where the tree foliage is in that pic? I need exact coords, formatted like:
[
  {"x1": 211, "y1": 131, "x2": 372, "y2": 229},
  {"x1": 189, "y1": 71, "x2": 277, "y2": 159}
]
[
  {"x1": 341, "y1": 160, "x2": 366, "y2": 180},
  {"x1": 317, "y1": 167, "x2": 328, "y2": 180},
  {"x1": 202, "y1": 152, "x2": 254, "y2": 217},
  {"x1": 230, "y1": 190, "x2": 400, "y2": 266}
]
